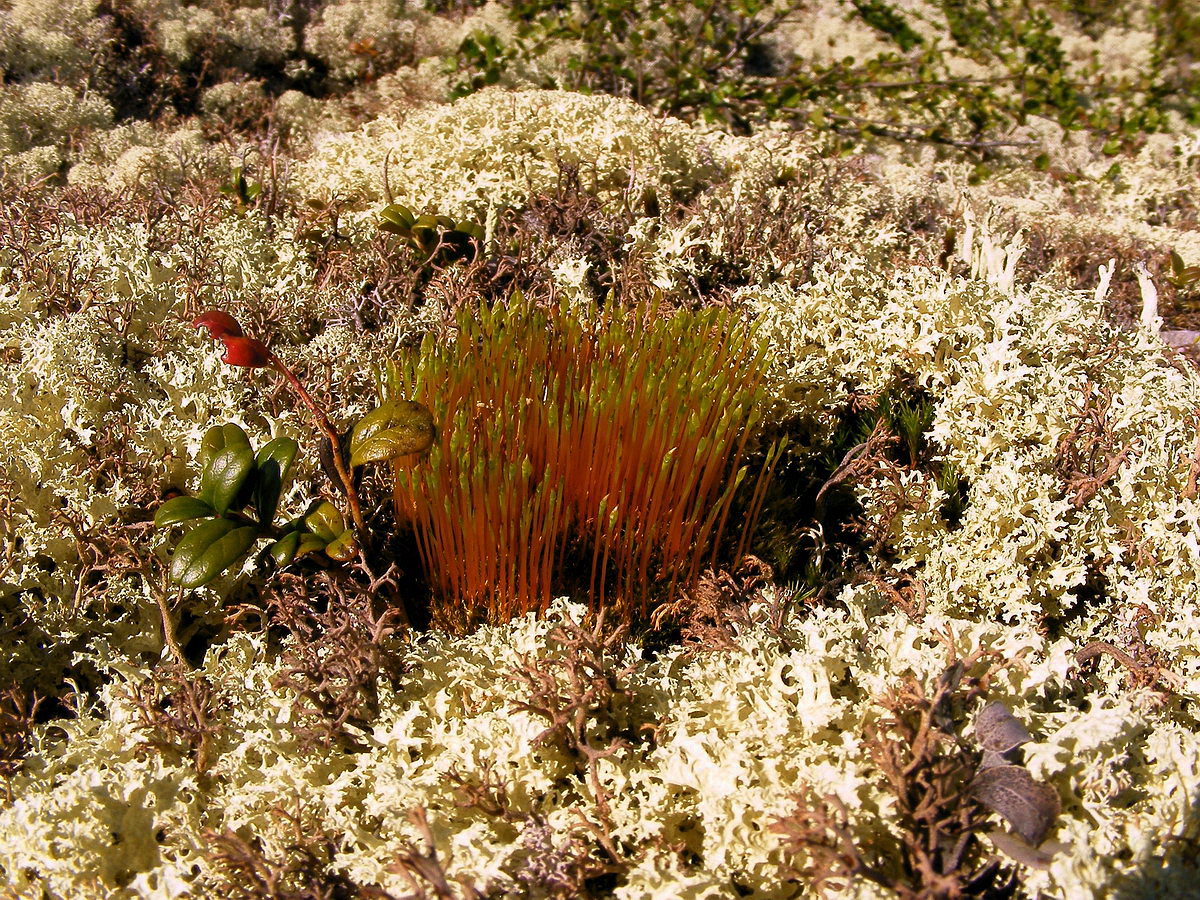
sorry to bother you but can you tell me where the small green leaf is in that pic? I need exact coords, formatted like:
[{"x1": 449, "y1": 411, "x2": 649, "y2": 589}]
[
  {"x1": 201, "y1": 444, "x2": 256, "y2": 514},
  {"x1": 296, "y1": 533, "x2": 330, "y2": 558},
  {"x1": 268, "y1": 531, "x2": 301, "y2": 566},
  {"x1": 324, "y1": 529, "x2": 357, "y2": 562},
  {"x1": 379, "y1": 204, "x2": 415, "y2": 233},
  {"x1": 154, "y1": 496, "x2": 216, "y2": 528},
  {"x1": 350, "y1": 400, "x2": 435, "y2": 467},
  {"x1": 1171, "y1": 250, "x2": 1186, "y2": 276},
  {"x1": 200, "y1": 423, "x2": 251, "y2": 466},
  {"x1": 351, "y1": 429, "x2": 434, "y2": 466},
  {"x1": 305, "y1": 501, "x2": 345, "y2": 542},
  {"x1": 267, "y1": 530, "x2": 329, "y2": 566},
  {"x1": 253, "y1": 436, "x2": 299, "y2": 525},
  {"x1": 352, "y1": 401, "x2": 411, "y2": 447},
  {"x1": 169, "y1": 518, "x2": 260, "y2": 587},
  {"x1": 271, "y1": 527, "x2": 328, "y2": 564}
]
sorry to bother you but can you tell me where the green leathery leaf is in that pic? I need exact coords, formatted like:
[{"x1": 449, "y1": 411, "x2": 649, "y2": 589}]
[
  {"x1": 169, "y1": 518, "x2": 260, "y2": 587},
  {"x1": 268, "y1": 530, "x2": 301, "y2": 566},
  {"x1": 351, "y1": 428, "x2": 434, "y2": 466},
  {"x1": 378, "y1": 203, "x2": 415, "y2": 233},
  {"x1": 324, "y1": 529, "x2": 357, "y2": 562},
  {"x1": 271, "y1": 528, "x2": 329, "y2": 565},
  {"x1": 296, "y1": 533, "x2": 330, "y2": 558},
  {"x1": 253, "y1": 436, "x2": 299, "y2": 525},
  {"x1": 305, "y1": 501, "x2": 345, "y2": 542},
  {"x1": 352, "y1": 401, "x2": 404, "y2": 447},
  {"x1": 199, "y1": 423, "x2": 251, "y2": 466},
  {"x1": 200, "y1": 444, "x2": 256, "y2": 514},
  {"x1": 350, "y1": 399, "x2": 435, "y2": 466},
  {"x1": 268, "y1": 530, "x2": 329, "y2": 566},
  {"x1": 154, "y1": 496, "x2": 216, "y2": 528}
]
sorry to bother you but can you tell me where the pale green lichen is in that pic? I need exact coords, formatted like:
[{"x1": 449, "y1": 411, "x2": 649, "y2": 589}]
[
  {"x1": 0, "y1": 0, "x2": 105, "y2": 81},
  {"x1": 296, "y1": 89, "x2": 724, "y2": 213},
  {"x1": 0, "y1": 82, "x2": 111, "y2": 177},
  {"x1": 1, "y1": 598, "x2": 1197, "y2": 898},
  {"x1": 122, "y1": 0, "x2": 294, "y2": 68},
  {"x1": 749, "y1": 255, "x2": 1200, "y2": 636},
  {"x1": 304, "y1": 0, "x2": 458, "y2": 84},
  {"x1": 1, "y1": 4, "x2": 1199, "y2": 891}
]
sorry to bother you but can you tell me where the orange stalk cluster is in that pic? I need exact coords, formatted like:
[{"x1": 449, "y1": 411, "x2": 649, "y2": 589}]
[{"x1": 392, "y1": 296, "x2": 780, "y2": 629}]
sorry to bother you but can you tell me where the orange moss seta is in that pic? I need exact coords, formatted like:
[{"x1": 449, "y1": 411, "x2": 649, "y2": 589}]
[{"x1": 392, "y1": 296, "x2": 776, "y2": 631}]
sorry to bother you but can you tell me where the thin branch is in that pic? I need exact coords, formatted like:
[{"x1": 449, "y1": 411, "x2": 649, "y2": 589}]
[
  {"x1": 1184, "y1": 424, "x2": 1200, "y2": 499},
  {"x1": 266, "y1": 352, "x2": 366, "y2": 536},
  {"x1": 156, "y1": 583, "x2": 188, "y2": 667}
]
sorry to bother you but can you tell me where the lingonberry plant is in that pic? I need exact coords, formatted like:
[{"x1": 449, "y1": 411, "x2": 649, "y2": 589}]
[
  {"x1": 155, "y1": 311, "x2": 434, "y2": 589},
  {"x1": 377, "y1": 203, "x2": 484, "y2": 266},
  {"x1": 164, "y1": 298, "x2": 782, "y2": 640}
]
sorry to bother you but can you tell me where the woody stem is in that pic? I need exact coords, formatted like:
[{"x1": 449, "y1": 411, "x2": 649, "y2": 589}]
[{"x1": 267, "y1": 354, "x2": 367, "y2": 535}]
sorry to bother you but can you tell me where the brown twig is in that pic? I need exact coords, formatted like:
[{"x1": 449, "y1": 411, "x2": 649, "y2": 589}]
[
  {"x1": 774, "y1": 644, "x2": 1019, "y2": 898},
  {"x1": 1075, "y1": 641, "x2": 1185, "y2": 692},
  {"x1": 509, "y1": 612, "x2": 636, "y2": 867},
  {"x1": 1066, "y1": 441, "x2": 1138, "y2": 508},
  {"x1": 1184, "y1": 424, "x2": 1200, "y2": 499},
  {"x1": 156, "y1": 580, "x2": 188, "y2": 667},
  {"x1": 389, "y1": 807, "x2": 483, "y2": 900},
  {"x1": 814, "y1": 417, "x2": 896, "y2": 515},
  {"x1": 1054, "y1": 376, "x2": 1140, "y2": 509}
]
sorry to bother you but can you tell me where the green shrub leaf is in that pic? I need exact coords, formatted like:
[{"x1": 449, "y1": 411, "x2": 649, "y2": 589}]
[
  {"x1": 324, "y1": 529, "x2": 357, "y2": 562},
  {"x1": 350, "y1": 400, "x2": 435, "y2": 466},
  {"x1": 200, "y1": 444, "x2": 256, "y2": 514},
  {"x1": 305, "y1": 501, "x2": 346, "y2": 542},
  {"x1": 169, "y1": 518, "x2": 260, "y2": 587},
  {"x1": 379, "y1": 204, "x2": 415, "y2": 234},
  {"x1": 268, "y1": 530, "x2": 301, "y2": 566},
  {"x1": 253, "y1": 436, "x2": 299, "y2": 525},
  {"x1": 200, "y1": 423, "x2": 251, "y2": 466},
  {"x1": 297, "y1": 533, "x2": 330, "y2": 558},
  {"x1": 270, "y1": 530, "x2": 332, "y2": 566},
  {"x1": 154, "y1": 496, "x2": 216, "y2": 528}
]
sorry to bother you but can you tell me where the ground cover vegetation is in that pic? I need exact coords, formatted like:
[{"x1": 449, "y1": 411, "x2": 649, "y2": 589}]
[{"x1": 1, "y1": 0, "x2": 1199, "y2": 896}]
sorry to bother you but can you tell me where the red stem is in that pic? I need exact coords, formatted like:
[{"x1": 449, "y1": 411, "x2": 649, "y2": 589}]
[{"x1": 266, "y1": 352, "x2": 367, "y2": 536}]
